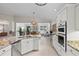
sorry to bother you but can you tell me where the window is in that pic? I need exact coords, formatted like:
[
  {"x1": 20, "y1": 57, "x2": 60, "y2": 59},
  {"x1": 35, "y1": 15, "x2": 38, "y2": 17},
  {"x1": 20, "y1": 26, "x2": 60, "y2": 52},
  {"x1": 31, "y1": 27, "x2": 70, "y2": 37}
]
[{"x1": 0, "y1": 25, "x2": 3, "y2": 33}]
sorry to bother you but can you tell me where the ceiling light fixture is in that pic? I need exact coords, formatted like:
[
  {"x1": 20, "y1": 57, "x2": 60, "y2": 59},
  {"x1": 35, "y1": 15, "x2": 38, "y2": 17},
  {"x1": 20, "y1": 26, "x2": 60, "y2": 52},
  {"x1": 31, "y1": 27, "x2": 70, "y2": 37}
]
[
  {"x1": 53, "y1": 9, "x2": 57, "y2": 12},
  {"x1": 35, "y1": 3, "x2": 47, "y2": 6}
]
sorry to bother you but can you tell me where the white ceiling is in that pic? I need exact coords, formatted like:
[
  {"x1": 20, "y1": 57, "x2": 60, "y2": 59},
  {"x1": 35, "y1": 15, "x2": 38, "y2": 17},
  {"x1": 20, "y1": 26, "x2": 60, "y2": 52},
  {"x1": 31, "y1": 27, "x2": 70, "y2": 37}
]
[{"x1": 0, "y1": 3, "x2": 65, "y2": 22}]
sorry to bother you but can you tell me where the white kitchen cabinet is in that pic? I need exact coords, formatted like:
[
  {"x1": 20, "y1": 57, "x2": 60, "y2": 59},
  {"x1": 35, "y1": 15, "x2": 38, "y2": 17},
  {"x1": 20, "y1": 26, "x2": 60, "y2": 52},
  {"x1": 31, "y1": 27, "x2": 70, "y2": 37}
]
[
  {"x1": 52, "y1": 35, "x2": 58, "y2": 47},
  {"x1": 14, "y1": 40, "x2": 21, "y2": 52},
  {"x1": 65, "y1": 45, "x2": 74, "y2": 56},
  {"x1": 70, "y1": 48, "x2": 79, "y2": 56},
  {"x1": 0, "y1": 45, "x2": 11, "y2": 56},
  {"x1": 21, "y1": 38, "x2": 33, "y2": 54},
  {"x1": 75, "y1": 5, "x2": 79, "y2": 30},
  {"x1": 57, "y1": 4, "x2": 76, "y2": 34},
  {"x1": 55, "y1": 4, "x2": 76, "y2": 56},
  {"x1": 67, "y1": 5, "x2": 76, "y2": 33},
  {"x1": 54, "y1": 43, "x2": 65, "y2": 56},
  {"x1": 33, "y1": 37, "x2": 39, "y2": 50},
  {"x1": 14, "y1": 38, "x2": 33, "y2": 55},
  {"x1": 66, "y1": 45, "x2": 79, "y2": 56},
  {"x1": 14, "y1": 37, "x2": 39, "y2": 55},
  {"x1": 54, "y1": 4, "x2": 79, "y2": 56}
]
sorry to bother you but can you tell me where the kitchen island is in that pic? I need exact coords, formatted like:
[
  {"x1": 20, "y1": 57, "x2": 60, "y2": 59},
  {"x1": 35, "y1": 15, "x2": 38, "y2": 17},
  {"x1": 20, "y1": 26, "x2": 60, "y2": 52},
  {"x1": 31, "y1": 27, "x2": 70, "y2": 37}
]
[
  {"x1": 13, "y1": 35, "x2": 41, "y2": 55},
  {"x1": 0, "y1": 34, "x2": 41, "y2": 56},
  {"x1": 0, "y1": 38, "x2": 11, "y2": 56}
]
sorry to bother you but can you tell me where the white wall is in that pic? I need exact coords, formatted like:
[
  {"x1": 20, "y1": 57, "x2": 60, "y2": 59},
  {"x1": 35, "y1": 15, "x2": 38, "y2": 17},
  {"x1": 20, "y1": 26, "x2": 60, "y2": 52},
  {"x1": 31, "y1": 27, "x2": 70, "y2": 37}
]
[
  {"x1": 67, "y1": 31, "x2": 79, "y2": 40},
  {"x1": 14, "y1": 16, "x2": 51, "y2": 33},
  {"x1": 0, "y1": 14, "x2": 14, "y2": 32},
  {"x1": 0, "y1": 15, "x2": 51, "y2": 34},
  {"x1": 14, "y1": 16, "x2": 52, "y2": 23}
]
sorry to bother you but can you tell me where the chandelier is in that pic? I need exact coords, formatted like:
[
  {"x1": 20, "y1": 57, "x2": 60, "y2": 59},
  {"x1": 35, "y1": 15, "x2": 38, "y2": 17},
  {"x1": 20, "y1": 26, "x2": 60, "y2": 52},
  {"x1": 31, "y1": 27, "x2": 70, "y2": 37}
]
[
  {"x1": 31, "y1": 20, "x2": 37, "y2": 25},
  {"x1": 35, "y1": 3, "x2": 47, "y2": 6}
]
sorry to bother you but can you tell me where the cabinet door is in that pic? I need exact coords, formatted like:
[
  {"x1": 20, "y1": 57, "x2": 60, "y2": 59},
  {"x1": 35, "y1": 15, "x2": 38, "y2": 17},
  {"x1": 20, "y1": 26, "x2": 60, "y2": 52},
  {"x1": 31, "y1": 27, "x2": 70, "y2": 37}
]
[
  {"x1": 66, "y1": 46, "x2": 79, "y2": 56},
  {"x1": 70, "y1": 47, "x2": 79, "y2": 56},
  {"x1": 76, "y1": 5, "x2": 79, "y2": 30},
  {"x1": 1, "y1": 50, "x2": 11, "y2": 56},
  {"x1": 33, "y1": 38, "x2": 39, "y2": 50},
  {"x1": 53, "y1": 35, "x2": 58, "y2": 46},
  {"x1": 65, "y1": 46, "x2": 74, "y2": 56},
  {"x1": 21, "y1": 39, "x2": 33, "y2": 54},
  {"x1": 0, "y1": 45, "x2": 11, "y2": 56},
  {"x1": 14, "y1": 41, "x2": 21, "y2": 52},
  {"x1": 67, "y1": 5, "x2": 75, "y2": 33},
  {"x1": 57, "y1": 8, "x2": 66, "y2": 26}
]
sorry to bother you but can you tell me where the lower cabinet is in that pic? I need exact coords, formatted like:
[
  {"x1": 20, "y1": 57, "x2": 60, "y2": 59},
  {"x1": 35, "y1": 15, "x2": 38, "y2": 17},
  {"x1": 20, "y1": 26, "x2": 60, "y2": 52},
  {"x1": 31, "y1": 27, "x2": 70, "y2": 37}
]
[
  {"x1": 14, "y1": 38, "x2": 39, "y2": 55},
  {"x1": 21, "y1": 38, "x2": 33, "y2": 54},
  {"x1": 0, "y1": 45, "x2": 11, "y2": 56},
  {"x1": 66, "y1": 46, "x2": 79, "y2": 56},
  {"x1": 33, "y1": 38, "x2": 39, "y2": 50}
]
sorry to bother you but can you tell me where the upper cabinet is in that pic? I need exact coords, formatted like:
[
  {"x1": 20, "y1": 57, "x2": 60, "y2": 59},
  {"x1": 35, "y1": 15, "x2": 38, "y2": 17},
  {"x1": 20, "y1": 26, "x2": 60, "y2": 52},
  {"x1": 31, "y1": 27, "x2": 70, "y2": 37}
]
[
  {"x1": 75, "y1": 4, "x2": 79, "y2": 30},
  {"x1": 57, "y1": 4, "x2": 76, "y2": 34},
  {"x1": 66, "y1": 5, "x2": 76, "y2": 33}
]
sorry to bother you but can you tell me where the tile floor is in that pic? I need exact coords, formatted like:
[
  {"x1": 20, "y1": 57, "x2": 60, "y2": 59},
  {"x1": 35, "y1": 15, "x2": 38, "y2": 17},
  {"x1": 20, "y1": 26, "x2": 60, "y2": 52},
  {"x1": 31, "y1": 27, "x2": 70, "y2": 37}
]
[{"x1": 12, "y1": 36, "x2": 58, "y2": 56}]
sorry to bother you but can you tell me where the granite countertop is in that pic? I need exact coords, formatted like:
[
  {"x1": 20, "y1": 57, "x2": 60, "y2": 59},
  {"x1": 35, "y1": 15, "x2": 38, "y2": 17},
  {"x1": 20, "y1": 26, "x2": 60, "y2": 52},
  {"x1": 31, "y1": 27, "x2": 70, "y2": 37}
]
[
  {"x1": 0, "y1": 35, "x2": 41, "y2": 50},
  {"x1": 0, "y1": 44, "x2": 10, "y2": 50},
  {"x1": 68, "y1": 40, "x2": 79, "y2": 51},
  {"x1": 0, "y1": 36, "x2": 20, "y2": 50}
]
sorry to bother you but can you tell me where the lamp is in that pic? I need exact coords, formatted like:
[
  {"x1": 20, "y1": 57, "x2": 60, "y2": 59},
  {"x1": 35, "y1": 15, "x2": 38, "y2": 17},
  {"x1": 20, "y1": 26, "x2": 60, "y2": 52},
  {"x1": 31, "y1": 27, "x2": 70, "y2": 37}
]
[{"x1": 31, "y1": 20, "x2": 37, "y2": 25}]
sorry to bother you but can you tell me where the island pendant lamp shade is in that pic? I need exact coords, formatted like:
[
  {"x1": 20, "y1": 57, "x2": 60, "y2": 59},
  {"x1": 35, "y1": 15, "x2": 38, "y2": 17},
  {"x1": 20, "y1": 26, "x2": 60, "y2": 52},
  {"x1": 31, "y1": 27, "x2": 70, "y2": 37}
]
[{"x1": 31, "y1": 19, "x2": 37, "y2": 25}]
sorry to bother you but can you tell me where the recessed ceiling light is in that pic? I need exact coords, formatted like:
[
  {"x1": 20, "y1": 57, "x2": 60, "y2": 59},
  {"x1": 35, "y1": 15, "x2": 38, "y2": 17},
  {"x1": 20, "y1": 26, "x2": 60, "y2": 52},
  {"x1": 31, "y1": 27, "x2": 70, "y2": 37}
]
[{"x1": 53, "y1": 9, "x2": 57, "y2": 12}]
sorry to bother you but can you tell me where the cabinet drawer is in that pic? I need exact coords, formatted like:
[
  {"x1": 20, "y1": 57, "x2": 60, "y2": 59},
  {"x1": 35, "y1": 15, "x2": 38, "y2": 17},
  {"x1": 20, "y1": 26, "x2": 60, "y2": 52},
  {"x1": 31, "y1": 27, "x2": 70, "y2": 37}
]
[
  {"x1": 68, "y1": 46, "x2": 79, "y2": 56},
  {"x1": 0, "y1": 45, "x2": 11, "y2": 55},
  {"x1": 1, "y1": 50, "x2": 11, "y2": 56},
  {"x1": 70, "y1": 48, "x2": 79, "y2": 56}
]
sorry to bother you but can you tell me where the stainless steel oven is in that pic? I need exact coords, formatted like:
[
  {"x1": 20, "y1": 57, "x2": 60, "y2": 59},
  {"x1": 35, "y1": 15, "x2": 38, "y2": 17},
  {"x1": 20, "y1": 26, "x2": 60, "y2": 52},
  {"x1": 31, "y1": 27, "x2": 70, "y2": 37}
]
[
  {"x1": 58, "y1": 21, "x2": 66, "y2": 34},
  {"x1": 58, "y1": 34, "x2": 67, "y2": 52},
  {"x1": 58, "y1": 21, "x2": 67, "y2": 52},
  {"x1": 58, "y1": 34, "x2": 65, "y2": 47}
]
